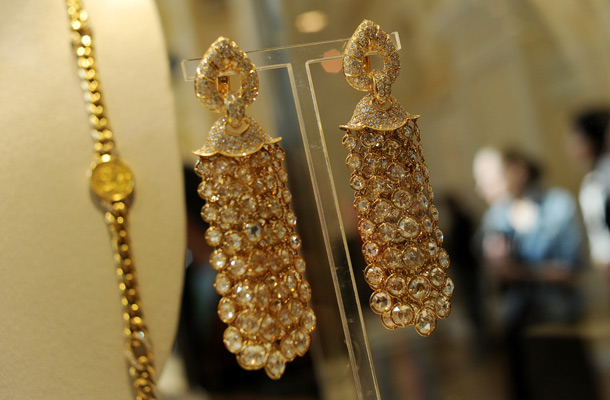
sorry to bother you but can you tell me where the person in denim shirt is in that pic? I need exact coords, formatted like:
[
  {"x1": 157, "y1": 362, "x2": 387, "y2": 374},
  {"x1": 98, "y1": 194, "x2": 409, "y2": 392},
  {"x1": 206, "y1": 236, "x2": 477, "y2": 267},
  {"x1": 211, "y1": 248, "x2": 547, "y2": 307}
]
[
  {"x1": 479, "y1": 150, "x2": 589, "y2": 400},
  {"x1": 481, "y1": 150, "x2": 585, "y2": 323}
]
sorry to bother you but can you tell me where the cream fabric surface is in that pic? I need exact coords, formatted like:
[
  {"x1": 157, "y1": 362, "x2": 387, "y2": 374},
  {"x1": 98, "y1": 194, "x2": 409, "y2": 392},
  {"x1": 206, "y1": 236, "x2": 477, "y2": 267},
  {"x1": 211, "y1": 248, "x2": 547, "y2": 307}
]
[{"x1": 0, "y1": 1, "x2": 185, "y2": 398}]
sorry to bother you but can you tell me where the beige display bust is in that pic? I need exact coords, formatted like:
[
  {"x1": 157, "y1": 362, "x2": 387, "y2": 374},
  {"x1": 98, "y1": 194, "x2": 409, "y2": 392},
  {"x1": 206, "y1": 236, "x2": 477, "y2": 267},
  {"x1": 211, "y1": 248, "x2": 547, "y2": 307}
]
[{"x1": 0, "y1": 1, "x2": 184, "y2": 398}]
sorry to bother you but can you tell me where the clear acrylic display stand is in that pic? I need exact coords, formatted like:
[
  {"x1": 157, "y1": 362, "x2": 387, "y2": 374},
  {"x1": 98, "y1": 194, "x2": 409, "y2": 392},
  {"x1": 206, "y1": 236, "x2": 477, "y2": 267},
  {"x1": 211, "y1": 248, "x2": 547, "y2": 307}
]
[{"x1": 182, "y1": 33, "x2": 400, "y2": 400}]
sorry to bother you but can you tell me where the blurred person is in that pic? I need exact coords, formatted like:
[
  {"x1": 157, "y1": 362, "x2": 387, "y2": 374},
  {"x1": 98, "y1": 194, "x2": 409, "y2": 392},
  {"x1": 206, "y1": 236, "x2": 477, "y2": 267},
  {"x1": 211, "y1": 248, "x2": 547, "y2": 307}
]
[
  {"x1": 436, "y1": 193, "x2": 487, "y2": 357},
  {"x1": 569, "y1": 108, "x2": 610, "y2": 279},
  {"x1": 473, "y1": 147, "x2": 508, "y2": 205},
  {"x1": 477, "y1": 149, "x2": 598, "y2": 400},
  {"x1": 178, "y1": 166, "x2": 225, "y2": 392},
  {"x1": 481, "y1": 150, "x2": 584, "y2": 324}
]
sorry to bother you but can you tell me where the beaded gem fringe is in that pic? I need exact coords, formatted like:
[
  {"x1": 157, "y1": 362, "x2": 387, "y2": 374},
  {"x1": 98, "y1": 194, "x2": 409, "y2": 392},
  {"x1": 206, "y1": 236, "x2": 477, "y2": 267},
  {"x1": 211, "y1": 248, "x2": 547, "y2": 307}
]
[
  {"x1": 195, "y1": 145, "x2": 316, "y2": 378},
  {"x1": 341, "y1": 121, "x2": 453, "y2": 335}
]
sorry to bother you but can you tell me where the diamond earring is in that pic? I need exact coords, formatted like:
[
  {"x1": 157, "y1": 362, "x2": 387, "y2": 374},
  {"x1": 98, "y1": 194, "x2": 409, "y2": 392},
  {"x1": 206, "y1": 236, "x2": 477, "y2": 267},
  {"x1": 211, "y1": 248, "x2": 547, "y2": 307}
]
[
  {"x1": 340, "y1": 21, "x2": 453, "y2": 335},
  {"x1": 192, "y1": 37, "x2": 316, "y2": 378}
]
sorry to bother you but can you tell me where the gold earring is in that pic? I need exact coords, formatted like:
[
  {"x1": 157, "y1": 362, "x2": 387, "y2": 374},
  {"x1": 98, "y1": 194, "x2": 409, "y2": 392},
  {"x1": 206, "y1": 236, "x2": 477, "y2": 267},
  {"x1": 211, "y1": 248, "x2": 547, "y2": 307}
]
[
  {"x1": 192, "y1": 37, "x2": 316, "y2": 379},
  {"x1": 340, "y1": 21, "x2": 453, "y2": 335}
]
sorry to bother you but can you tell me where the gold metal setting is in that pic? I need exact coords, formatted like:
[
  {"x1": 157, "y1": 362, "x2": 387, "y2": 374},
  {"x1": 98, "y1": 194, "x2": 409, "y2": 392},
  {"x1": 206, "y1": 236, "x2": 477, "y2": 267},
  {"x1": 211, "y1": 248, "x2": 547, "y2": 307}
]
[
  {"x1": 343, "y1": 20, "x2": 400, "y2": 95},
  {"x1": 193, "y1": 116, "x2": 281, "y2": 157},
  {"x1": 341, "y1": 20, "x2": 453, "y2": 336},
  {"x1": 67, "y1": 1, "x2": 156, "y2": 398},
  {"x1": 193, "y1": 37, "x2": 316, "y2": 379},
  {"x1": 90, "y1": 154, "x2": 135, "y2": 202},
  {"x1": 194, "y1": 36, "x2": 259, "y2": 129}
]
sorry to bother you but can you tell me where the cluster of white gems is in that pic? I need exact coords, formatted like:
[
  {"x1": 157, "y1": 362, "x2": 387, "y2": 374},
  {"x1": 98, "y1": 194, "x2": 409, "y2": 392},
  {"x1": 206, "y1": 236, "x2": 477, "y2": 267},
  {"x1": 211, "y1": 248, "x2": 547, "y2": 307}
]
[
  {"x1": 195, "y1": 143, "x2": 316, "y2": 379},
  {"x1": 342, "y1": 120, "x2": 454, "y2": 336}
]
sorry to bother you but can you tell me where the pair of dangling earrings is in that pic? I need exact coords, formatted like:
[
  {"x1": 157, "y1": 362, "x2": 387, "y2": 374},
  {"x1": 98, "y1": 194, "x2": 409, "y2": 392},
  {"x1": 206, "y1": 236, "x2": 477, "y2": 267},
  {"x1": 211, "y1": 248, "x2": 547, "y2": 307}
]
[{"x1": 191, "y1": 20, "x2": 454, "y2": 379}]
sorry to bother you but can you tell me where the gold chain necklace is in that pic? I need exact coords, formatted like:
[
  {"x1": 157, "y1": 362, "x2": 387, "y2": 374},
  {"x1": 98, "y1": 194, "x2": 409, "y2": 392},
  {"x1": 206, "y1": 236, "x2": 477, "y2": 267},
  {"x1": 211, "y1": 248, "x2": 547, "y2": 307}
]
[{"x1": 66, "y1": 1, "x2": 157, "y2": 398}]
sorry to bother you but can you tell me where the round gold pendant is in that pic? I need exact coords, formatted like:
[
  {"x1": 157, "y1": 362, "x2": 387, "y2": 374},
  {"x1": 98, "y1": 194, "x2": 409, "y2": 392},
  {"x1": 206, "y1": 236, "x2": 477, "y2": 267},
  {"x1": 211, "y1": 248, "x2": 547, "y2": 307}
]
[{"x1": 90, "y1": 154, "x2": 135, "y2": 202}]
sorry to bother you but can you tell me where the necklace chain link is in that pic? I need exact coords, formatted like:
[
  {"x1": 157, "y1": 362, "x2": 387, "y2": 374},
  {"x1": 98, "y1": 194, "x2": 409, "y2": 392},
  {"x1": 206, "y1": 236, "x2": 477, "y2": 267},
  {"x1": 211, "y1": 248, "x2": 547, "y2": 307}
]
[{"x1": 67, "y1": 1, "x2": 157, "y2": 398}]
